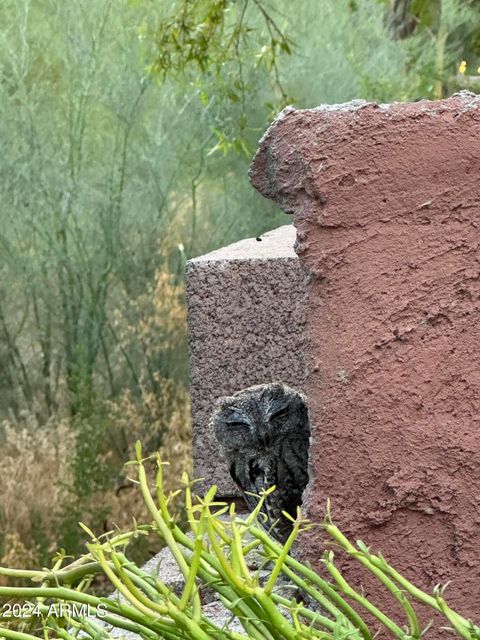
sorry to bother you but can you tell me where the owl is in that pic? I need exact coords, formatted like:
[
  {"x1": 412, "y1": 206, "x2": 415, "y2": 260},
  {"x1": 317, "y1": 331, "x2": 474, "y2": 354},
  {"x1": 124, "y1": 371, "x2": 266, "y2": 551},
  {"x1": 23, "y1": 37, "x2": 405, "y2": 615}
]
[{"x1": 212, "y1": 382, "x2": 310, "y2": 543}]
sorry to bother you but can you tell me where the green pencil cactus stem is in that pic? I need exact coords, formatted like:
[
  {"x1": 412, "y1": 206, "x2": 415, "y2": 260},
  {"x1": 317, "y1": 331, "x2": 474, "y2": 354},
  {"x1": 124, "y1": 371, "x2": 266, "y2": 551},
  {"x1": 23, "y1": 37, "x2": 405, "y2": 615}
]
[{"x1": 0, "y1": 442, "x2": 479, "y2": 640}]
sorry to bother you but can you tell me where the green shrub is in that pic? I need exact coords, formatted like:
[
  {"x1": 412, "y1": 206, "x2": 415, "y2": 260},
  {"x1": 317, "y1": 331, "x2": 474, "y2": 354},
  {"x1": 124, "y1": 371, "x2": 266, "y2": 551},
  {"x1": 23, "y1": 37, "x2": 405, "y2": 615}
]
[{"x1": 0, "y1": 443, "x2": 478, "y2": 640}]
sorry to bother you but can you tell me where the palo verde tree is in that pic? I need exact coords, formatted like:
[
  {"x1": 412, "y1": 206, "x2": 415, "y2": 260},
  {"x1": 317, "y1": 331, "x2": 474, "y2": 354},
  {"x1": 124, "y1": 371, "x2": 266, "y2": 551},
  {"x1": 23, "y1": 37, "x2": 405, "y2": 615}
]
[{"x1": 0, "y1": 0, "x2": 293, "y2": 423}]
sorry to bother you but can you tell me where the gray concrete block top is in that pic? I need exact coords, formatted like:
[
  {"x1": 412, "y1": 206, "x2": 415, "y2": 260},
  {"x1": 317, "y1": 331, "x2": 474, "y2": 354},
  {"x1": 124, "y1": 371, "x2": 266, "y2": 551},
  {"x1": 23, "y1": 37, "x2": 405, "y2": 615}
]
[
  {"x1": 190, "y1": 224, "x2": 297, "y2": 262},
  {"x1": 186, "y1": 224, "x2": 307, "y2": 496}
]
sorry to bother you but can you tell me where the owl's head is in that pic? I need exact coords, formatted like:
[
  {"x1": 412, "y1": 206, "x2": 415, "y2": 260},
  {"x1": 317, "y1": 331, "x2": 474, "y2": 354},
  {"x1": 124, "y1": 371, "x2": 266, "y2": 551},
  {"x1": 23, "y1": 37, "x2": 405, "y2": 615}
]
[{"x1": 212, "y1": 382, "x2": 309, "y2": 452}]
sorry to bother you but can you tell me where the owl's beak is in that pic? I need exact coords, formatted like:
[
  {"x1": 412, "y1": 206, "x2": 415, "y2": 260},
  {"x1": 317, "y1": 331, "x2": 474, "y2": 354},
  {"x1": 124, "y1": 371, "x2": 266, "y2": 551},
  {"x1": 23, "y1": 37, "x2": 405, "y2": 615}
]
[{"x1": 259, "y1": 429, "x2": 272, "y2": 448}]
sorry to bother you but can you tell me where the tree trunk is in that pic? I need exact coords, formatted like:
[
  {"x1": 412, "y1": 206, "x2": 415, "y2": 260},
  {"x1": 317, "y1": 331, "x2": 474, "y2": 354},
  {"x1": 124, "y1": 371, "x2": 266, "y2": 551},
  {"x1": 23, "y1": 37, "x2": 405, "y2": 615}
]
[{"x1": 385, "y1": 0, "x2": 417, "y2": 39}]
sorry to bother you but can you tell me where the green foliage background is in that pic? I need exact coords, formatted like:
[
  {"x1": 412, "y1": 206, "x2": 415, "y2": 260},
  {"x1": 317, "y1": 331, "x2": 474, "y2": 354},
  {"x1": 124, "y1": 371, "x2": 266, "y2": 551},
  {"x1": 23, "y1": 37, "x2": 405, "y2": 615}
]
[{"x1": 0, "y1": 0, "x2": 480, "y2": 566}]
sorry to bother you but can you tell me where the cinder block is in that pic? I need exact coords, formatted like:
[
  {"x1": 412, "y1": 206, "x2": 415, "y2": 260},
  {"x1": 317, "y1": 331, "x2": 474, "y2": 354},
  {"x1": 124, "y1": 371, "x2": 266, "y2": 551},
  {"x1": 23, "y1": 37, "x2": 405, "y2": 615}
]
[
  {"x1": 186, "y1": 225, "x2": 307, "y2": 495},
  {"x1": 250, "y1": 92, "x2": 480, "y2": 618}
]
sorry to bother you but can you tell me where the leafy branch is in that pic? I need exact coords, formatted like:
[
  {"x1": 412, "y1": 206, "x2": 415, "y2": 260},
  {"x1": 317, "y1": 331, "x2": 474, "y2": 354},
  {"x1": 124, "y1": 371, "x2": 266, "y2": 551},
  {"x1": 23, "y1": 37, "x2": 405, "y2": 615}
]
[{"x1": 138, "y1": 0, "x2": 295, "y2": 154}]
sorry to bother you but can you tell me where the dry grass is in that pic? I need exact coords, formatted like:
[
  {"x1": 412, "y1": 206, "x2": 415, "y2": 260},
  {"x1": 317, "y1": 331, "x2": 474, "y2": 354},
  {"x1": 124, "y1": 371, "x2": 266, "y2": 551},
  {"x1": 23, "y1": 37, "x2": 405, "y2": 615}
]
[
  {"x1": 105, "y1": 267, "x2": 192, "y2": 532},
  {"x1": 0, "y1": 418, "x2": 76, "y2": 574},
  {"x1": 106, "y1": 380, "x2": 192, "y2": 535},
  {"x1": 0, "y1": 383, "x2": 192, "y2": 574}
]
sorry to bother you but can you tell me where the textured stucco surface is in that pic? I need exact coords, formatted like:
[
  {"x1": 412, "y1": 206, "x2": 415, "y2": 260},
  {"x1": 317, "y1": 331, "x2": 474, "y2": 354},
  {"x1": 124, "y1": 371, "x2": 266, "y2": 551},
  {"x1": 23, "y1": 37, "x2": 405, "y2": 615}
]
[
  {"x1": 187, "y1": 225, "x2": 307, "y2": 495},
  {"x1": 250, "y1": 92, "x2": 480, "y2": 619}
]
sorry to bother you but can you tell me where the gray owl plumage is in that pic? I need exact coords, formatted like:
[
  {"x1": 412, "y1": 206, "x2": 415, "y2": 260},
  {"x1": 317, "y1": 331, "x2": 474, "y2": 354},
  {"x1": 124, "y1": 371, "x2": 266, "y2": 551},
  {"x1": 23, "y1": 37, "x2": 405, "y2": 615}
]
[{"x1": 212, "y1": 382, "x2": 310, "y2": 542}]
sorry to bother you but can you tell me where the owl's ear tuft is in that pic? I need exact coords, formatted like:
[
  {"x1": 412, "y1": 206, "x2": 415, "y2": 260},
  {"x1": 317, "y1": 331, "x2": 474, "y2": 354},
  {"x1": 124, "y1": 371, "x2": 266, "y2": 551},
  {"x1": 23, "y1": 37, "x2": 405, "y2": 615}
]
[
  {"x1": 214, "y1": 394, "x2": 235, "y2": 412},
  {"x1": 261, "y1": 381, "x2": 284, "y2": 398}
]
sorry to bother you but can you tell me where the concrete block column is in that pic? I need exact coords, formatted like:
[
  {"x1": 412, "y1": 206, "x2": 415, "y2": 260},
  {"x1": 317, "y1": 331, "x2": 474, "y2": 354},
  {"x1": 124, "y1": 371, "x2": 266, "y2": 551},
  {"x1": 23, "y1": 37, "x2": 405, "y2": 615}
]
[
  {"x1": 186, "y1": 225, "x2": 307, "y2": 496},
  {"x1": 250, "y1": 93, "x2": 480, "y2": 618}
]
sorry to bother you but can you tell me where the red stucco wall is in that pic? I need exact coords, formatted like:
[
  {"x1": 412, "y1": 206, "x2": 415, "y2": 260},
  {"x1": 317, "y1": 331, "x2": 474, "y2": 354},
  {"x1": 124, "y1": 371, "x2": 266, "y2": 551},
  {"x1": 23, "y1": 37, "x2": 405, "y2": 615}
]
[{"x1": 250, "y1": 93, "x2": 480, "y2": 620}]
